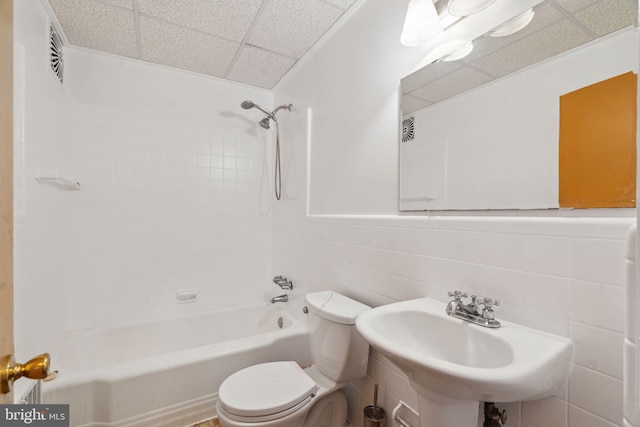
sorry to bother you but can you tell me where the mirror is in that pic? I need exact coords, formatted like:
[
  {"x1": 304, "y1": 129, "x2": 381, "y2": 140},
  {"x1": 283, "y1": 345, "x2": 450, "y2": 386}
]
[{"x1": 399, "y1": 0, "x2": 638, "y2": 211}]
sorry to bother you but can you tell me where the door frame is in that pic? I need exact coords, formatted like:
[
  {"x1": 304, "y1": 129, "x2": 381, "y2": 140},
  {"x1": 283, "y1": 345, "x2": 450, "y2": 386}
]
[{"x1": 0, "y1": 0, "x2": 14, "y2": 405}]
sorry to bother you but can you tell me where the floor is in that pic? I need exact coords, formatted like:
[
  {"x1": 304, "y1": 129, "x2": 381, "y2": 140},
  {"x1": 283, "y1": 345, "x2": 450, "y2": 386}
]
[{"x1": 189, "y1": 418, "x2": 220, "y2": 427}]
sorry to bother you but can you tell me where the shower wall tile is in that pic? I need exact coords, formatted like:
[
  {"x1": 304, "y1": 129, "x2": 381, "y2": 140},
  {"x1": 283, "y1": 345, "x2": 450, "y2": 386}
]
[{"x1": 14, "y1": 1, "x2": 275, "y2": 365}]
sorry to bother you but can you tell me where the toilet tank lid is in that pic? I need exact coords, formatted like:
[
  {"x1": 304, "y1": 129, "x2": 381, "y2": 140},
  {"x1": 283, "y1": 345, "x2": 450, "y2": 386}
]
[{"x1": 305, "y1": 291, "x2": 370, "y2": 325}]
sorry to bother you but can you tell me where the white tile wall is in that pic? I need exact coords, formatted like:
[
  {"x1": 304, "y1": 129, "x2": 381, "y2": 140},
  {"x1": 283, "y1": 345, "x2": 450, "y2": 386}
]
[
  {"x1": 60, "y1": 103, "x2": 272, "y2": 331},
  {"x1": 274, "y1": 215, "x2": 633, "y2": 427},
  {"x1": 14, "y1": 0, "x2": 274, "y2": 365}
]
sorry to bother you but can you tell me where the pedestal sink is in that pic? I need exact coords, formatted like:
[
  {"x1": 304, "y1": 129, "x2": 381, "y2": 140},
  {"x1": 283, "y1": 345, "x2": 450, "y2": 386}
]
[{"x1": 355, "y1": 297, "x2": 573, "y2": 427}]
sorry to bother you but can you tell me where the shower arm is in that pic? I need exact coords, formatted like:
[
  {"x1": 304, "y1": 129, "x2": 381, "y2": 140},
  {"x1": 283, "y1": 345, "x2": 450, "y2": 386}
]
[
  {"x1": 271, "y1": 104, "x2": 292, "y2": 116},
  {"x1": 256, "y1": 106, "x2": 274, "y2": 118}
]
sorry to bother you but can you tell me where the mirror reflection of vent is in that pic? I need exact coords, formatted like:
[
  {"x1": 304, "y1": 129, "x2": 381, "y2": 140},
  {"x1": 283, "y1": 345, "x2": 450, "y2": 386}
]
[
  {"x1": 402, "y1": 117, "x2": 415, "y2": 143},
  {"x1": 49, "y1": 25, "x2": 63, "y2": 84}
]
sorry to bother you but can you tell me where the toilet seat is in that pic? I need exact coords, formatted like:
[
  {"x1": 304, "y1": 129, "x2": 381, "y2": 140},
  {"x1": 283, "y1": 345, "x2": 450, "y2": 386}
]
[{"x1": 218, "y1": 361, "x2": 318, "y2": 422}]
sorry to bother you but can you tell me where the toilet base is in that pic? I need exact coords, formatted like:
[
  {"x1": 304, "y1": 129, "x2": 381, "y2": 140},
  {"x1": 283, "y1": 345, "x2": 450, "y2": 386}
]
[
  {"x1": 303, "y1": 391, "x2": 347, "y2": 427},
  {"x1": 217, "y1": 390, "x2": 347, "y2": 427},
  {"x1": 217, "y1": 402, "x2": 307, "y2": 427}
]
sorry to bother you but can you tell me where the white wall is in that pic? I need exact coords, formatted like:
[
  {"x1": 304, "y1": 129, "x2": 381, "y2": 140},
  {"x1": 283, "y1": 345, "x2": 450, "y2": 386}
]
[
  {"x1": 274, "y1": 1, "x2": 637, "y2": 427},
  {"x1": 14, "y1": 0, "x2": 274, "y2": 369},
  {"x1": 13, "y1": 0, "x2": 639, "y2": 426}
]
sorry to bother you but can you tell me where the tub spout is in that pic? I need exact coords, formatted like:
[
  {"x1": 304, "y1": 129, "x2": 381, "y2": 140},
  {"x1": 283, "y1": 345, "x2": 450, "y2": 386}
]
[{"x1": 271, "y1": 294, "x2": 288, "y2": 303}]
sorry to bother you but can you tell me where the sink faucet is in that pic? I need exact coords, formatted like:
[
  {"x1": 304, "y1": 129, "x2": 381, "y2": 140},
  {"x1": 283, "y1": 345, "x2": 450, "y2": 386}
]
[
  {"x1": 271, "y1": 294, "x2": 288, "y2": 303},
  {"x1": 446, "y1": 290, "x2": 500, "y2": 328},
  {"x1": 446, "y1": 291, "x2": 478, "y2": 316}
]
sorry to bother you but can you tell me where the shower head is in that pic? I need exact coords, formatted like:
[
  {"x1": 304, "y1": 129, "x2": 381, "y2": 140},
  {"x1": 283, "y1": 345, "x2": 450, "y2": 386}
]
[
  {"x1": 240, "y1": 100, "x2": 273, "y2": 117},
  {"x1": 241, "y1": 101, "x2": 292, "y2": 131},
  {"x1": 259, "y1": 117, "x2": 271, "y2": 130}
]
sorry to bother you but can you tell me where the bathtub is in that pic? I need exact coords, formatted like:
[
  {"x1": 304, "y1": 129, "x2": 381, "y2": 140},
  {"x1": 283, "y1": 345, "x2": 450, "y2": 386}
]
[{"x1": 42, "y1": 305, "x2": 310, "y2": 427}]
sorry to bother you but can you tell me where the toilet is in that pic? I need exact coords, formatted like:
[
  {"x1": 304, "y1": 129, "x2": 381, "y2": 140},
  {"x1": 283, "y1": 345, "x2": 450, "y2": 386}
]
[{"x1": 216, "y1": 291, "x2": 371, "y2": 427}]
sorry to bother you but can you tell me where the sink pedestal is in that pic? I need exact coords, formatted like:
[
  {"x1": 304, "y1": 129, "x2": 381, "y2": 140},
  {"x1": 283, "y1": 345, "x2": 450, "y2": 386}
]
[{"x1": 414, "y1": 385, "x2": 480, "y2": 427}]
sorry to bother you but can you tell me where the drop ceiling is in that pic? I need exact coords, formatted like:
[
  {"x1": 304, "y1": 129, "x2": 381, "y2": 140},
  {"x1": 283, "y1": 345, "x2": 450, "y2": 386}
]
[
  {"x1": 46, "y1": 0, "x2": 357, "y2": 90},
  {"x1": 45, "y1": 0, "x2": 637, "y2": 95},
  {"x1": 402, "y1": 0, "x2": 638, "y2": 112}
]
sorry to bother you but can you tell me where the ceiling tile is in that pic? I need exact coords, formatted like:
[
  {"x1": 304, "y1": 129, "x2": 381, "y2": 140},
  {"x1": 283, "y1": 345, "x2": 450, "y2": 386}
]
[
  {"x1": 48, "y1": 0, "x2": 138, "y2": 58},
  {"x1": 402, "y1": 94, "x2": 433, "y2": 115},
  {"x1": 139, "y1": 16, "x2": 240, "y2": 78},
  {"x1": 47, "y1": 0, "x2": 632, "y2": 96},
  {"x1": 464, "y1": 3, "x2": 565, "y2": 63},
  {"x1": 402, "y1": 61, "x2": 463, "y2": 94},
  {"x1": 471, "y1": 19, "x2": 593, "y2": 78},
  {"x1": 247, "y1": 0, "x2": 344, "y2": 59},
  {"x1": 227, "y1": 45, "x2": 296, "y2": 89},
  {"x1": 573, "y1": 0, "x2": 637, "y2": 36},
  {"x1": 554, "y1": 0, "x2": 601, "y2": 13},
  {"x1": 137, "y1": 0, "x2": 264, "y2": 42},
  {"x1": 412, "y1": 67, "x2": 494, "y2": 103},
  {"x1": 98, "y1": 0, "x2": 133, "y2": 9},
  {"x1": 323, "y1": 0, "x2": 356, "y2": 9}
]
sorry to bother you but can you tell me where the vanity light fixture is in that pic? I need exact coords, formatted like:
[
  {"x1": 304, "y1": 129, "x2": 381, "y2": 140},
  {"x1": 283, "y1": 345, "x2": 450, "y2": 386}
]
[
  {"x1": 447, "y1": 0, "x2": 497, "y2": 17},
  {"x1": 401, "y1": 0, "x2": 444, "y2": 47},
  {"x1": 441, "y1": 41, "x2": 474, "y2": 61},
  {"x1": 439, "y1": 7, "x2": 463, "y2": 29},
  {"x1": 489, "y1": 9, "x2": 535, "y2": 37}
]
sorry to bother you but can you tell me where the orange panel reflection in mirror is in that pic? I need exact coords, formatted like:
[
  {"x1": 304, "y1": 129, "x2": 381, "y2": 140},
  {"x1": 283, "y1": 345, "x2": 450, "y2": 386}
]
[{"x1": 559, "y1": 71, "x2": 637, "y2": 208}]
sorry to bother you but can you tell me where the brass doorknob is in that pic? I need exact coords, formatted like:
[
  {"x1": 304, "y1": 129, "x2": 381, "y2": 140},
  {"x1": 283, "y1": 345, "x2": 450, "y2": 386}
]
[{"x1": 0, "y1": 353, "x2": 50, "y2": 394}]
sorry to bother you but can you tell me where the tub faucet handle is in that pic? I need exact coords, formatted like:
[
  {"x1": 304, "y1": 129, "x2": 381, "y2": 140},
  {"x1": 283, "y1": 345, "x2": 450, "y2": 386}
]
[
  {"x1": 278, "y1": 279, "x2": 293, "y2": 290},
  {"x1": 274, "y1": 275, "x2": 293, "y2": 290}
]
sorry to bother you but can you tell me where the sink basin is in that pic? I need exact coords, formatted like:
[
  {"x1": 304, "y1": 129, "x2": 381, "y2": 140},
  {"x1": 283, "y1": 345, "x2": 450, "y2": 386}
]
[{"x1": 355, "y1": 297, "x2": 573, "y2": 404}]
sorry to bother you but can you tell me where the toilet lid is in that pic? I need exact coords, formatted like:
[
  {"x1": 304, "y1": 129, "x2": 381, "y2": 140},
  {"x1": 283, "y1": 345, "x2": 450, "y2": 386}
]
[{"x1": 219, "y1": 361, "x2": 318, "y2": 419}]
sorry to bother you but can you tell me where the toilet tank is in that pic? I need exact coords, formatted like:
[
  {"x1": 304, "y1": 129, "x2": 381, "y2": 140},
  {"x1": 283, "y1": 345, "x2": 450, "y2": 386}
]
[{"x1": 305, "y1": 291, "x2": 371, "y2": 382}]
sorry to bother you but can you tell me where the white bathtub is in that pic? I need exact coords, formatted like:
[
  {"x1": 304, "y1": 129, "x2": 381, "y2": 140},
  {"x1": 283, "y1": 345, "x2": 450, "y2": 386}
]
[{"x1": 42, "y1": 305, "x2": 310, "y2": 427}]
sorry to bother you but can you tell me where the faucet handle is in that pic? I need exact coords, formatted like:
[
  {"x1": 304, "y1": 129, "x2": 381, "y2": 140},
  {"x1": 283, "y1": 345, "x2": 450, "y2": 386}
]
[
  {"x1": 277, "y1": 279, "x2": 293, "y2": 290},
  {"x1": 477, "y1": 298, "x2": 500, "y2": 321},
  {"x1": 448, "y1": 290, "x2": 468, "y2": 300},
  {"x1": 273, "y1": 275, "x2": 284, "y2": 283},
  {"x1": 477, "y1": 297, "x2": 500, "y2": 308}
]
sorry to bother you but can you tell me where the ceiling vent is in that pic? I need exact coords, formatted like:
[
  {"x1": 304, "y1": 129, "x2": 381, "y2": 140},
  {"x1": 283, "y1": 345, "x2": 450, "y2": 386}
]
[
  {"x1": 49, "y1": 25, "x2": 64, "y2": 84},
  {"x1": 402, "y1": 117, "x2": 415, "y2": 143}
]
